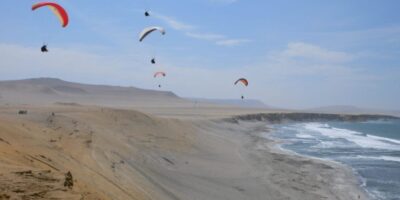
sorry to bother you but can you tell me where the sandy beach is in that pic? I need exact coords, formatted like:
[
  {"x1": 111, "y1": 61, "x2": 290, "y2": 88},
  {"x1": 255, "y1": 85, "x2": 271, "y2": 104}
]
[{"x1": 0, "y1": 103, "x2": 370, "y2": 200}]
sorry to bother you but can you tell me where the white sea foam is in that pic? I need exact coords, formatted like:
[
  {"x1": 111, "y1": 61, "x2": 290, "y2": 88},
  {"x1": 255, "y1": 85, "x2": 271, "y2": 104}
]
[
  {"x1": 313, "y1": 141, "x2": 353, "y2": 149},
  {"x1": 356, "y1": 155, "x2": 400, "y2": 163},
  {"x1": 302, "y1": 123, "x2": 400, "y2": 151},
  {"x1": 275, "y1": 122, "x2": 400, "y2": 199},
  {"x1": 295, "y1": 133, "x2": 314, "y2": 139},
  {"x1": 361, "y1": 120, "x2": 395, "y2": 124},
  {"x1": 367, "y1": 134, "x2": 400, "y2": 145}
]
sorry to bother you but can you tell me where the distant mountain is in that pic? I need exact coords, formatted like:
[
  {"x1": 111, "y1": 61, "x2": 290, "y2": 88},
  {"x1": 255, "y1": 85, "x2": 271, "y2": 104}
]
[
  {"x1": 0, "y1": 78, "x2": 186, "y2": 106},
  {"x1": 188, "y1": 98, "x2": 271, "y2": 108},
  {"x1": 305, "y1": 105, "x2": 400, "y2": 117}
]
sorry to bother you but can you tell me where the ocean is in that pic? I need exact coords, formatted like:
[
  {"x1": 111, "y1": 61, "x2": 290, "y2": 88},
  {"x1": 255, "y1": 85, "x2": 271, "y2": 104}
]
[{"x1": 269, "y1": 119, "x2": 400, "y2": 200}]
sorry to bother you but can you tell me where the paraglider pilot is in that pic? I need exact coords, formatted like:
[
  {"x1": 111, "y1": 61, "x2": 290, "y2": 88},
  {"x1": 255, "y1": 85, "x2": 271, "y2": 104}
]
[
  {"x1": 151, "y1": 58, "x2": 156, "y2": 64},
  {"x1": 241, "y1": 95, "x2": 245, "y2": 100},
  {"x1": 41, "y1": 45, "x2": 48, "y2": 53},
  {"x1": 145, "y1": 11, "x2": 150, "y2": 17}
]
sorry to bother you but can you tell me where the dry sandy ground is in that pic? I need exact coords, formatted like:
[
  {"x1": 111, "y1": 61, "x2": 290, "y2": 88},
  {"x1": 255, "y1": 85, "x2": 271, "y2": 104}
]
[{"x1": 0, "y1": 104, "x2": 368, "y2": 200}]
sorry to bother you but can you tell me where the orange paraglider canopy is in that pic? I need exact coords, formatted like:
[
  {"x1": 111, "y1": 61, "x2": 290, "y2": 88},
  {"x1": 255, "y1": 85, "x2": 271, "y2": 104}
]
[
  {"x1": 154, "y1": 71, "x2": 166, "y2": 78},
  {"x1": 234, "y1": 78, "x2": 248, "y2": 86},
  {"x1": 32, "y1": 2, "x2": 69, "y2": 28}
]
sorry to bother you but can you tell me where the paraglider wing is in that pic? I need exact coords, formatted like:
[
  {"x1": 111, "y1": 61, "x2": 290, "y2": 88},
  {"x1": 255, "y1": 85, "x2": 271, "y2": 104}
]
[
  {"x1": 234, "y1": 78, "x2": 248, "y2": 86},
  {"x1": 139, "y1": 27, "x2": 166, "y2": 42},
  {"x1": 32, "y1": 2, "x2": 69, "y2": 28},
  {"x1": 154, "y1": 71, "x2": 166, "y2": 78}
]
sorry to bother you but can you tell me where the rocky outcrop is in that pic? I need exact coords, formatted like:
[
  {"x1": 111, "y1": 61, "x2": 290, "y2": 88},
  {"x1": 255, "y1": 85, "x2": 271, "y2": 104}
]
[{"x1": 227, "y1": 112, "x2": 398, "y2": 124}]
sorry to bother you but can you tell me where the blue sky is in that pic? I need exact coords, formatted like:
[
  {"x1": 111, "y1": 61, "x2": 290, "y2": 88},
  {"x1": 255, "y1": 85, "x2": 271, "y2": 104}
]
[{"x1": 0, "y1": 0, "x2": 399, "y2": 110}]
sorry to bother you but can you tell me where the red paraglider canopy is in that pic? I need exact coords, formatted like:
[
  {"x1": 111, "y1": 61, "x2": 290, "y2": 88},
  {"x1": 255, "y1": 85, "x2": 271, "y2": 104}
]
[
  {"x1": 32, "y1": 2, "x2": 69, "y2": 28},
  {"x1": 234, "y1": 78, "x2": 248, "y2": 86}
]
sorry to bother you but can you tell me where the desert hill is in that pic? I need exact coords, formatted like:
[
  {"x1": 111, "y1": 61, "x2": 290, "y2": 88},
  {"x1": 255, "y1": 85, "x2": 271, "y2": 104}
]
[
  {"x1": 0, "y1": 105, "x2": 193, "y2": 199},
  {"x1": 0, "y1": 78, "x2": 185, "y2": 107}
]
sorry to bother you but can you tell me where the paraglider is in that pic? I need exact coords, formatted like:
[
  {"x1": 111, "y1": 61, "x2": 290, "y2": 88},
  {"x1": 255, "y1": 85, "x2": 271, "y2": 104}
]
[
  {"x1": 41, "y1": 45, "x2": 48, "y2": 53},
  {"x1": 32, "y1": 2, "x2": 69, "y2": 52},
  {"x1": 154, "y1": 71, "x2": 166, "y2": 88},
  {"x1": 140, "y1": 27, "x2": 165, "y2": 67},
  {"x1": 234, "y1": 78, "x2": 249, "y2": 87},
  {"x1": 32, "y1": 2, "x2": 69, "y2": 28},
  {"x1": 153, "y1": 71, "x2": 166, "y2": 78},
  {"x1": 234, "y1": 78, "x2": 248, "y2": 100},
  {"x1": 139, "y1": 27, "x2": 166, "y2": 42}
]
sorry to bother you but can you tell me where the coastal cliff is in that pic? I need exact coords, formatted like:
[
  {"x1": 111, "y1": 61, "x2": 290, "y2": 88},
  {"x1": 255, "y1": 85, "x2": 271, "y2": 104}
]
[{"x1": 227, "y1": 112, "x2": 398, "y2": 123}]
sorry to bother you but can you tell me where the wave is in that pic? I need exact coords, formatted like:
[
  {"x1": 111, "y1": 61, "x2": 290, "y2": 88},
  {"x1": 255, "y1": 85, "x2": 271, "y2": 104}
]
[
  {"x1": 367, "y1": 134, "x2": 400, "y2": 145},
  {"x1": 303, "y1": 123, "x2": 400, "y2": 151},
  {"x1": 355, "y1": 155, "x2": 400, "y2": 163},
  {"x1": 295, "y1": 133, "x2": 314, "y2": 139},
  {"x1": 361, "y1": 119, "x2": 399, "y2": 124},
  {"x1": 274, "y1": 122, "x2": 400, "y2": 200}
]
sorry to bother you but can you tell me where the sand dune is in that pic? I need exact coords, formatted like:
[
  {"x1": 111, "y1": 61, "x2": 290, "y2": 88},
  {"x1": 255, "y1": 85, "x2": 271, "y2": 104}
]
[
  {"x1": 0, "y1": 78, "x2": 186, "y2": 107},
  {"x1": 0, "y1": 78, "x2": 372, "y2": 199},
  {"x1": 0, "y1": 105, "x2": 193, "y2": 199}
]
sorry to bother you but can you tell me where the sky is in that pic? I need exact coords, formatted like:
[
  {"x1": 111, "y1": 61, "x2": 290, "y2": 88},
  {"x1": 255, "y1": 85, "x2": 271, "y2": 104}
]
[{"x1": 0, "y1": 0, "x2": 399, "y2": 110}]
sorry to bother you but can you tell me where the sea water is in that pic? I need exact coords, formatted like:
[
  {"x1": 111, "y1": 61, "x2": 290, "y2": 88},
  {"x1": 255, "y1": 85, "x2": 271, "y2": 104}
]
[{"x1": 269, "y1": 120, "x2": 400, "y2": 200}]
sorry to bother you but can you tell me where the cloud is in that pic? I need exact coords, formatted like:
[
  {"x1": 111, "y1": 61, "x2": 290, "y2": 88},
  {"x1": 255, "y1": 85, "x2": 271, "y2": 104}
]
[
  {"x1": 184, "y1": 32, "x2": 250, "y2": 46},
  {"x1": 185, "y1": 32, "x2": 225, "y2": 41},
  {"x1": 186, "y1": 32, "x2": 249, "y2": 46},
  {"x1": 311, "y1": 25, "x2": 400, "y2": 44},
  {"x1": 282, "y1": 42, "x2": 354, "y2": 63},
  {"x1": 261, "y1": 42, "x2": 359, "y2": 78},
  {"x1": 152, "y1": 13, "x2": 195, "y2": 31},
  {"x1": 216, "y1": 39, "x2": 251, "y2": 46},
  {"x1": 153, "y1": 12, "x2": 249, "y2": 46}
]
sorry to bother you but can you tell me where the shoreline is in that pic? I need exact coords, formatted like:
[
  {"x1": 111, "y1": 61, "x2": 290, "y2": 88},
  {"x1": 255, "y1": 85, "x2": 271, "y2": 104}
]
[
  {"x1": 264, "y1": 124, "x2": 371, "y2": 199},
  {"x1": 264, "y1": 119, "x2": 400, "y2": 200},
  {"x1": 182, "y1": 119, "x2": 370, "y2": 200},
  {"x1": 250, "y1": 122, "x2": 369, "y2": 200}
]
